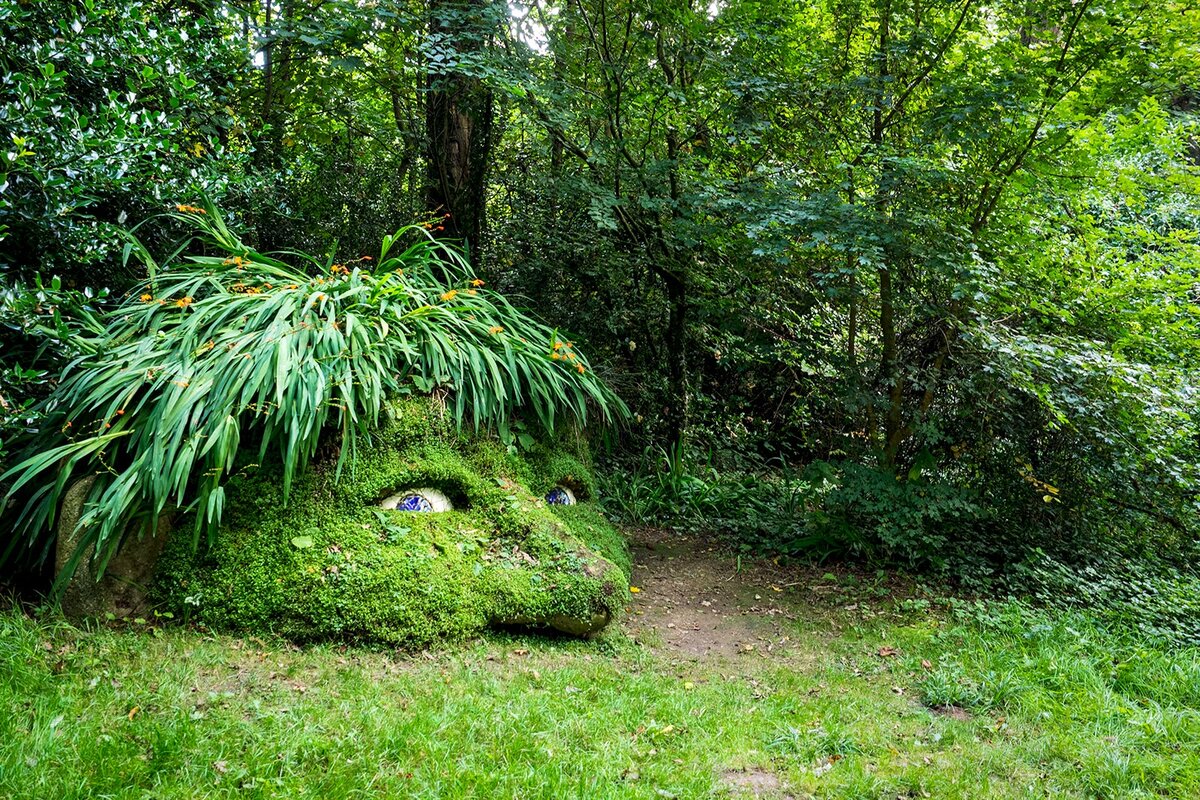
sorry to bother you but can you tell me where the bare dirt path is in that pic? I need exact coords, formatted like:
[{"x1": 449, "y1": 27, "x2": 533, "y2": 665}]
[
  {"x1": 622, "y1": 527, "x2": 833, "y2": 664},
  {"x1": 619, "y1": 528, "x2": 927, "y2": 799}
]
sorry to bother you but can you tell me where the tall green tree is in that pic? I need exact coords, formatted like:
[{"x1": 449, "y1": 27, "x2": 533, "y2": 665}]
[{"x1": 424, "y1": 0, "x2": 504, "y2": 260}]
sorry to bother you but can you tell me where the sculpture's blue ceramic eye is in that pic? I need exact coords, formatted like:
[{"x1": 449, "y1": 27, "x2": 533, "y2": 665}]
[
  {"x1": 396, "y1": 493, "x2": 434, "y2": 512},
  {"x1": 380, "y1": 488, "x2": 453, "y2": 512},
  {"x1": 546, "y1": 486, "x2": 576, "y2": 506}
]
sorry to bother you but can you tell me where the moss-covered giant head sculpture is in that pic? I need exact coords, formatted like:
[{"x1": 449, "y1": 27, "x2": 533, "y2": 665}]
[{"x1": 154, "y1": 397, "x2": 630, "y2": 646}]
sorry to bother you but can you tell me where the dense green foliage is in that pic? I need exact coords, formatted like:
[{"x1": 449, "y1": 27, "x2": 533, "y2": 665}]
[
  {"x1": 0, "y1": 278, "x2": 107, "y2": 468},
  {"x1": 2, "y1": 0, "x2": 1200, "y2": 626},
  {"x1": 155, "y1": 396, "x2": 629, "y2": 645},
  {"x1": 0, "y1": 0, "x2": 251, "y2": 283}
]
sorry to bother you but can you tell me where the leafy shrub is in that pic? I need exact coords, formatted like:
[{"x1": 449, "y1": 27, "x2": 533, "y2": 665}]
[
  {"x1": 598, "y1": 445, "x2": 842, "y2": 557},
  {"x1": 1, "y1": 201, "x2": 625, "y2": 589},
  {"x1": 0, "y1": 1, "x2": 250, "y2": 285},
  {"x1": 806, "y1": 460, "x2": 985, "y2": 571},
  {"x1": 0, "y1": 278, "x2": 107, "y2": 471},
  {"x1": 1011, "y1": 550, "x2": 1200, "y2": 648},
  {"x1": 600, "y1": 447, "x2": 986, "y2": 568}
]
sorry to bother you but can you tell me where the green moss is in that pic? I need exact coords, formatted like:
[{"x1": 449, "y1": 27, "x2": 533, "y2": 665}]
[
  {"x1": 154, "y1": 397, "x2": 629, "y2": 647},
  {"x1": 523, "y1": 433, "x2": 598, "y2": 499},
  {"x1": 550, "y1": 504, "x2": 634, "y2": 577}
]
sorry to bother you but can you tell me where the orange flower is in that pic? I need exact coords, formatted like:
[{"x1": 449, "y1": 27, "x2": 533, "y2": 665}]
[
  {"x1": 140, "y1": 293, "x2": 153, "y2": 302},
  {"x1": 553, "y1": 342, "x2": 563, "y2": 351},
  {"x1": 175, "y1": 296, "x2": 193, "y2": 308},
  {"x1": 489, "y1": 325, "x2": 504, "y2": 335},
  {"x1": 576, "y1": 363, "x2": 586, "y2": 374},
  {"x1": 175, "y1": 203, "x2": 206, "y2": 214},
  {"x1": 470, "y1": 279, "x2": 485, "y2": 287},
  {"x1": 551, "y1": 352, "x2": 560, "y2": 360},
  {"x1": 440, "y1": 289, "x2": 459, "y2": 302}
]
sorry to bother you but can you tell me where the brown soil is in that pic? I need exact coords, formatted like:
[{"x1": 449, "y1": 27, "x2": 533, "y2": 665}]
[
  {"x1": 623, "y1": 527, "x2": 829, "y2": 664},
  {"x1": 931, "y1": 704, "x2": 973, "y2": 721},
  {"x1": 621, "y1": 527, "x2": 924, "y2": 798},
  {"x1": 721, "y1": 767, "x2": 791, "y2": 798}
]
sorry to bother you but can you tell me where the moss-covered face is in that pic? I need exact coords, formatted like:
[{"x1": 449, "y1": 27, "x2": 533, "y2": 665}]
[{"x1": 154, "y1": 398, "x2": 630, "y2": 647}]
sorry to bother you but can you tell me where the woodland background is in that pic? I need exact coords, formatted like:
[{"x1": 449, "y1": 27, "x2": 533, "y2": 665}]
[{"x1": 3, "y1": 0, "x2": 1200, "y2": 641}]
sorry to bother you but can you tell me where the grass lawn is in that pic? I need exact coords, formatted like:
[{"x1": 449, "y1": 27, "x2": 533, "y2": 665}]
[{"x1": 2, "y1": 532, "x2": 1198, "y2": 799}]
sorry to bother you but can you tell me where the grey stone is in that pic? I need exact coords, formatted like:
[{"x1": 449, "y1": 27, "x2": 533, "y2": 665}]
[{"x1": 55, "y1": 477, "x2": 172, "y2": 620}]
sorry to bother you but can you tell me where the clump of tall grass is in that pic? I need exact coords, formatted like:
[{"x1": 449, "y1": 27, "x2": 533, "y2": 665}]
[{"x1": 1, "y1": 199, "x2": 625, "y2": 589}]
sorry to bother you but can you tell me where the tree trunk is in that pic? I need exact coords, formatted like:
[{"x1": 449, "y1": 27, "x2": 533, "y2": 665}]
[
  {"x1": 425, "y1": 0, "x2": 496, "y2": 267},
  {"x1": 662, "y1": 266, "x2": 688, "y2": 448},
  {"x1": 874, "y1": 0, "x2": 905, "y2": 468}
]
